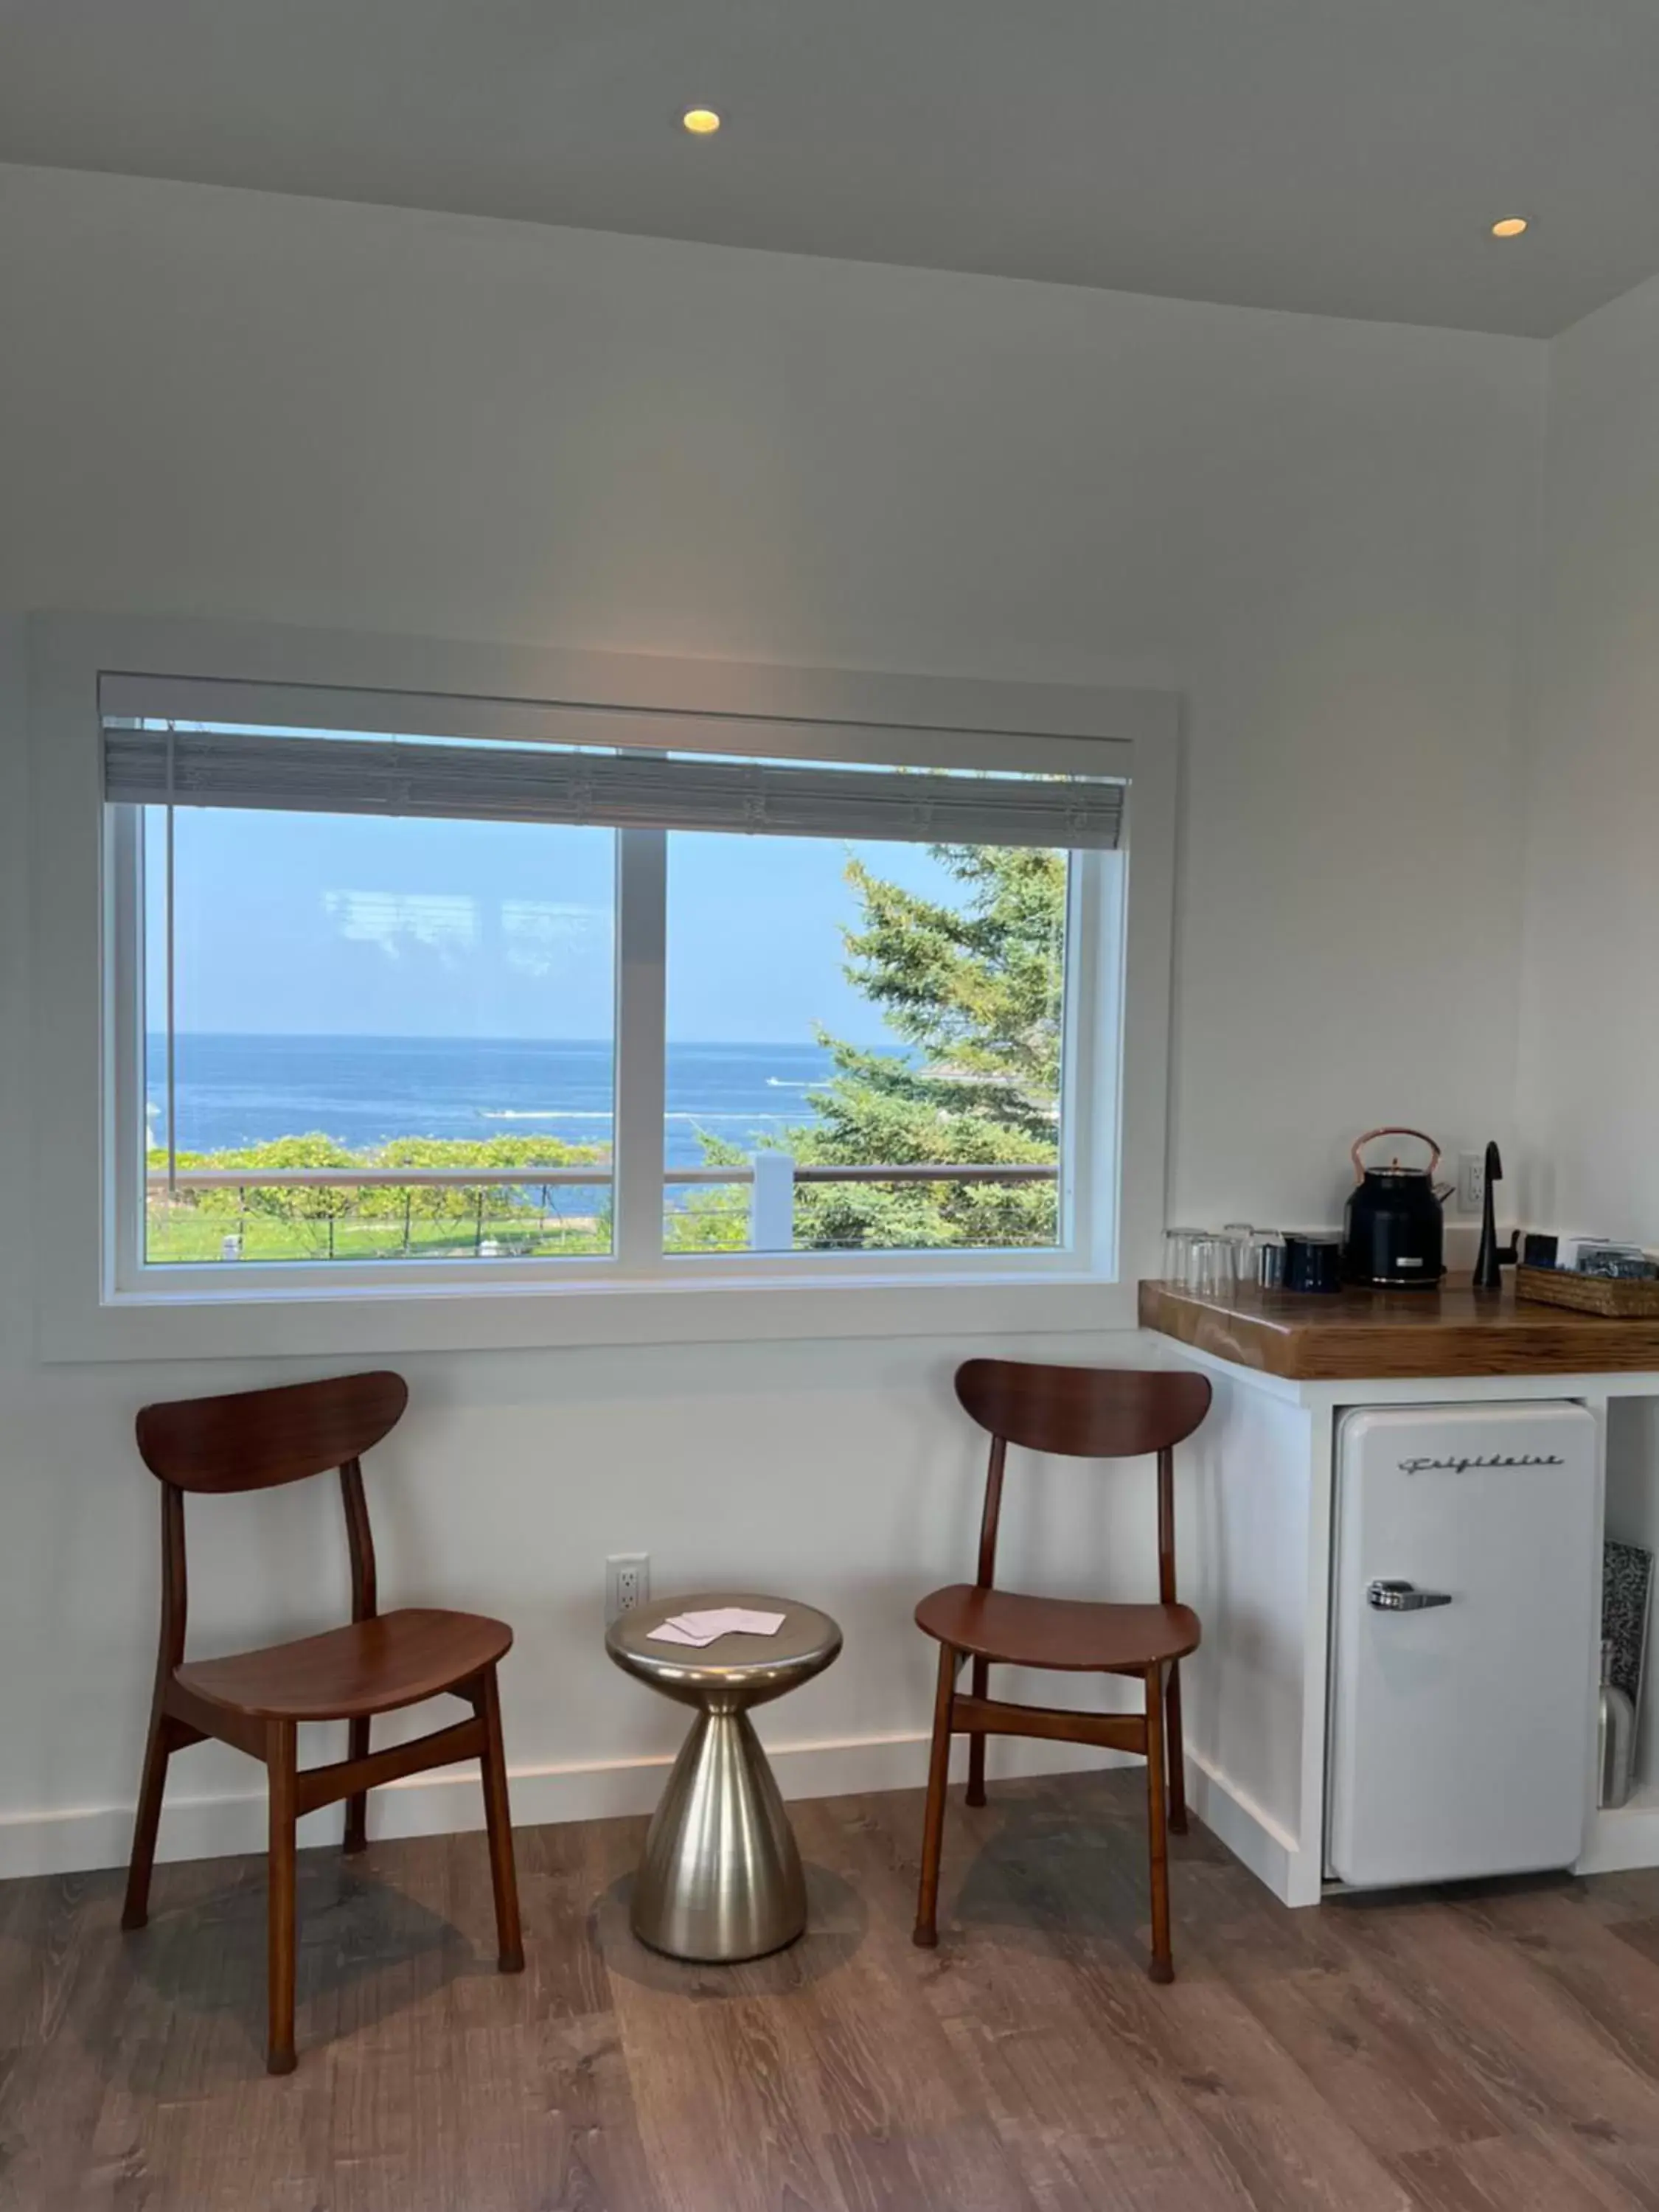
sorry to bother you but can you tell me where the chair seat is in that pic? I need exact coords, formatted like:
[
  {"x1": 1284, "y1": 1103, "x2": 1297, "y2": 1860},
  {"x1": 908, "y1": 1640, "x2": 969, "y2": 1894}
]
[
  {"x1": 174, "y1": 1607, "x2": 513, "y2": 1722},
  {"x1": 914, "y1": 1585, "x2": 1200, "y2": 1672}
]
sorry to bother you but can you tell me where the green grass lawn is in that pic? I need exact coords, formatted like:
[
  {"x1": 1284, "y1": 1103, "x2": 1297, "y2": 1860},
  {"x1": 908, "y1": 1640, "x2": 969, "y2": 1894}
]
[
  {"x1": 145, "y1": 1208, "x2": 613, "y2": 1264},
  {"x1": 143, "y1": 1200, "x2": 754, "y2": 1264}
]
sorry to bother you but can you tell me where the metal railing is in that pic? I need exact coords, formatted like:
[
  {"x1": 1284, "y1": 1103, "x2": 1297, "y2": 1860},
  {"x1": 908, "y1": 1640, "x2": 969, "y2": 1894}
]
[
  {"x1": 145, "y1": 1156, "x2": 1058, "y2": 1256},
  {"x1": 144, "y1": 1163, "x2": 1057, "y2": 1188}
]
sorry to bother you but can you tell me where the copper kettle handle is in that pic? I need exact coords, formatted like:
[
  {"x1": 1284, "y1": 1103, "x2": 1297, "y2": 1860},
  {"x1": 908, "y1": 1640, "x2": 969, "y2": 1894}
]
[{"x1": 1350, "y1": 1126, "x2": 1442, "y2": 1183}]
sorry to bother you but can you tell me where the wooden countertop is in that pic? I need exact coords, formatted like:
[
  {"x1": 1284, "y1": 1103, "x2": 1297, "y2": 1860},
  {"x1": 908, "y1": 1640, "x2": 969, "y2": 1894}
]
[{"x1": 1138, "y1": 1276, "x2": 1659, "y2": 1381}]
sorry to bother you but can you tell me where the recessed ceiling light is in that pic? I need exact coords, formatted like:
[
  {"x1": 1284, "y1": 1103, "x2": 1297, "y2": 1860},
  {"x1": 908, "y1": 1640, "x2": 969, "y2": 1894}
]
[
  {"x1": 682, "y1": 108, "x2": 721, "y2": 136},
  {"x1": 1490, "y1": 216, "x2": 1529, "y2": 239}
]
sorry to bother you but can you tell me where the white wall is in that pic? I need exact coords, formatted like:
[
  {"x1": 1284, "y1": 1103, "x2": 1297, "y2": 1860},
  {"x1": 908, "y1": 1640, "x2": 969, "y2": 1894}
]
[
  {"x1": 0, "y1": 164, "x2": 1543, "y2": 1872},
  {"x1": 1520, "y1": 273, "x2": 1659, "y2": 1786},
  {"x1": 1518, "y1": 266, "x2": 1659, "y2": 1236}
]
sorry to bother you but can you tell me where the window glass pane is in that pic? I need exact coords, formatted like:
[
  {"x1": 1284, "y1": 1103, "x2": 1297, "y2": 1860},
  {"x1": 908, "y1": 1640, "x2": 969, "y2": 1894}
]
[
  {"x1": 663, "y1": 833, "x2": 1069, "y2": 1253},
  {"x1": 142, "y1": 808, "x2": 616, "y2": 1264}
]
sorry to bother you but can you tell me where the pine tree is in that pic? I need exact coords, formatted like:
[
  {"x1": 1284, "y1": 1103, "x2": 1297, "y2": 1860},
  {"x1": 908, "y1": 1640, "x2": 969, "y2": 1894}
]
[{"x1": 785, "y1": 844, "x2": 1066, "y2": 1249}]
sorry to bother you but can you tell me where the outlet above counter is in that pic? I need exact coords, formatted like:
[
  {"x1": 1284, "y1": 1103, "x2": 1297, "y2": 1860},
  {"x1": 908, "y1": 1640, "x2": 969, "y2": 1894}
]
[{"x1": 1139, "y1": 1276, "x2": 1659, "y2": 1382}]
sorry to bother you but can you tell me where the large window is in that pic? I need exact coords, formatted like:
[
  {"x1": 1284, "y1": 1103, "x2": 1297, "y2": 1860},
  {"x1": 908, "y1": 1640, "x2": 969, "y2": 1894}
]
[
  {"x1": 102, "y1": 683, "x2": 1125, "y2": 1295},
  {"x1": 27, "y1": 625, "x2": 1173, "y2": 1357}
]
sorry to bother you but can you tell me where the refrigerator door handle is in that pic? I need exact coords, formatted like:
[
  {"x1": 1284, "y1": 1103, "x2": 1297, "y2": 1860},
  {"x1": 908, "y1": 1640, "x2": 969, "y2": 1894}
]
[{"x1": 1367, "y1": 1578, "x2": 1454, "y2": 1613}]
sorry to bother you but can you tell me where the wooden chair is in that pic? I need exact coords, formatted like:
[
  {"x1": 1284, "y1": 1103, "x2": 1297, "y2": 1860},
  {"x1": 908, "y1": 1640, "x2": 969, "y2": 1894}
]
[
  {"x1": 121, "y1": 1370, "x2": 524, "y2": 2073},
  {"x1": 912, "y1": 1359, "x2": 1211, "y2": 1980}
]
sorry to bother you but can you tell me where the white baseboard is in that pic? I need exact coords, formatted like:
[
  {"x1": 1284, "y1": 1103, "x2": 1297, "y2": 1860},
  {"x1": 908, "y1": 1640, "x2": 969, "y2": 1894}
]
[
  {"x1": 1577, "y1": 1795, "x2": 1659, "y2": 1877},
  {"x1": 1185, "y1": 1747, "x2": 1312, "y2": 1905},
  {"x1": 0, "y1": 1729, "x2": 1127, "y2": 1883}
]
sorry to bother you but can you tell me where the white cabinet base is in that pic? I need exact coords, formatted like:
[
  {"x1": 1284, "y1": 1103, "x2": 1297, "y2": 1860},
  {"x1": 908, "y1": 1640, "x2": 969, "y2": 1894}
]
[{"x1": 1155, "y1": 1338, "x2": 1656, "y2": 1907}]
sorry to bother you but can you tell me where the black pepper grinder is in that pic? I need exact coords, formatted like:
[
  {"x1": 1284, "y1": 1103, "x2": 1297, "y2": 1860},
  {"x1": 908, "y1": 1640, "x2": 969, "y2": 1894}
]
[{"x1": 1472, "y1": 1139, "x2": 1518, "y2": 1291}]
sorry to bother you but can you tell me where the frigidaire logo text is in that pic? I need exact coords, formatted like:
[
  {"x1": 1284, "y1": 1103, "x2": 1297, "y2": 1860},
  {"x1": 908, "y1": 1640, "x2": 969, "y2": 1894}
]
[{"x1": 1397, "y1": 1452, "x2": 1566, "y2": 1475}]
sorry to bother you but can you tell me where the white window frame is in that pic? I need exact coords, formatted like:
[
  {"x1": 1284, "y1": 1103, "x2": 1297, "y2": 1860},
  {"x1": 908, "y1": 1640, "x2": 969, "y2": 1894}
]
[{"x1": 29, "y1": 613, "x2": 1177, "y2": 1361}]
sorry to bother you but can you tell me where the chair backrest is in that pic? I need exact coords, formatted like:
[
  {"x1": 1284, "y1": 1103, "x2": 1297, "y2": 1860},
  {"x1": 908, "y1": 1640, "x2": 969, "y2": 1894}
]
[
  {"x1": 136, "y1": 1371, "x2": 408, "y2": 1492},
  {"x1": 954, "y1": 1358, "x2": 1212, "y2": 1599},
  {"x1": 133, "y1": 1371, "x2": 408, "y2": 1671}
]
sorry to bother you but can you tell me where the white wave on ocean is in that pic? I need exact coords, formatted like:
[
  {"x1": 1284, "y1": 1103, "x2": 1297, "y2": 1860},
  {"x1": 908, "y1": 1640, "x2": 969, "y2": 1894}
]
[
  {"x1": 664, "y1": 1112, "x2": 799, "y2": 1122},
  {"x1": 479, "y1": 1108, "x2": 799, "y2": 1124},
  {"x1": 479, "y1": 1108, "x2": 600, "y2": 1119}
]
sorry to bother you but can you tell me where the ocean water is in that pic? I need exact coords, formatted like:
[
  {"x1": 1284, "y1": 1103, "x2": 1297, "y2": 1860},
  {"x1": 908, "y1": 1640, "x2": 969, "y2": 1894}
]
[{"x1": 144, "y1": 1034, "x2": 860, "y2": 1168}]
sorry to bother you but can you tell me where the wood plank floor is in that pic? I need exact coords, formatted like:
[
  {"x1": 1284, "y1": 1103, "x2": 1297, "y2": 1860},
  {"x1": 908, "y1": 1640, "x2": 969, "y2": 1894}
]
[{"x1": 4, "y1": 1770, "x2": 1659, "y2": 2210}]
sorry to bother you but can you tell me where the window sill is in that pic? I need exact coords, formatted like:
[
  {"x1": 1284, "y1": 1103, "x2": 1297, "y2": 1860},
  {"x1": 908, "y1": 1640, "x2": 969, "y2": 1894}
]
[{"x1": 40, "y1": 1270, "x2": 1136, "y2": 1365}]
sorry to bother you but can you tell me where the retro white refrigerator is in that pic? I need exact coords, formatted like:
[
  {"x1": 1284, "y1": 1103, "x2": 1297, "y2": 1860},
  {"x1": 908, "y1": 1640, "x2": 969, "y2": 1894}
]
[{"x1": 1326, "y1": 1401, "x2": 1599, "y2": 1889}]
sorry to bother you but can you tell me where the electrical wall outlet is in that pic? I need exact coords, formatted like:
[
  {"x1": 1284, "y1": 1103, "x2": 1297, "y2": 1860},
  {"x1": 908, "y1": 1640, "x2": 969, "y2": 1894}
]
[
  {"x1": 606, "y1": 1553, "x2": 650, "y2": 1624},
  {"x1": 1458, "y1": 1150, "x2": 1486, "y2": 1214}
]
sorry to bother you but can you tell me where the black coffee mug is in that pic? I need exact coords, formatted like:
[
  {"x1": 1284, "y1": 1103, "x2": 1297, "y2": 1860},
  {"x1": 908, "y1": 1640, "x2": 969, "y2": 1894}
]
[{"x1": 1283, "y1": 1233, "x2": 1343, "y2": 1294}]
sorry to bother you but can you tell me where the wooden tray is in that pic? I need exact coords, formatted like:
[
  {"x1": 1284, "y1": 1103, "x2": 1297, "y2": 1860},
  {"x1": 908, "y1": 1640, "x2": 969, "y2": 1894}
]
[{"x1": 1515, "y1": 1264, "x2": 1659, "y2": 1318}]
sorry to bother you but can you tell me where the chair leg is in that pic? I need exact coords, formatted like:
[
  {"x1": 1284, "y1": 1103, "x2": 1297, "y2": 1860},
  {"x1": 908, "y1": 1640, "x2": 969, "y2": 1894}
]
[
  {"x1": 1166, "y1": 1660, "x2": 1189, "y2": 1836},
  {"x1": 476, "y1": 1666, "x2": 524, "y2": 1973},
  {"x1": 344, "y1": 1717, "x2": 370, "y2": 1854},
  {"x1": 965, "y1": 1657, "x2": 990, "y2": 1807},
  {"x1": 121, "y1": 1702, "x2": 174, "y2": 1932},
  {"x1": 1143, "y1": 1663, "x2": 1174, "y2": 1985},
  {"x1": 266, "y1": 1719, "x2": 299, "y2": 2075},
  {"x1": 912, "y1": 1642, "x2": 958, "y2": 1948}
]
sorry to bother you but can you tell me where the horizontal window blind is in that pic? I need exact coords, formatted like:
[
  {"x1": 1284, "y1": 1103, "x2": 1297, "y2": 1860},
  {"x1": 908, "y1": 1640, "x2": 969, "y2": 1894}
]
[
  {"x1": 97, "y1": 672, "x2": 1135, "y2": 778},
  {"x1": 102, "y1": 724, "x2": 1124, "y2": 850}
]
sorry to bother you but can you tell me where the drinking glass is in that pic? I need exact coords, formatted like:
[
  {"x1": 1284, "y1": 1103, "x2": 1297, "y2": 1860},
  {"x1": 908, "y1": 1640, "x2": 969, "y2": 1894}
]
[
  {"x1": 1162, "y1": 1227, "x2": 1206, "y2": 1284},
  {"x1": 1223, "y1": 1222, "x2": 1256, "y2": 1275},
  {"x1": 1187, "y1": 1236, "x2": 1238, "y2": 1301}
]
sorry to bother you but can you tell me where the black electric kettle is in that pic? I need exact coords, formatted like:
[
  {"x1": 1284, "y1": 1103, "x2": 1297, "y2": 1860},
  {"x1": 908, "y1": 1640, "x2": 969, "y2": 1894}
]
[{"x1": 1343, "y1": 1127, "x2": 1453, "y2": 1290}]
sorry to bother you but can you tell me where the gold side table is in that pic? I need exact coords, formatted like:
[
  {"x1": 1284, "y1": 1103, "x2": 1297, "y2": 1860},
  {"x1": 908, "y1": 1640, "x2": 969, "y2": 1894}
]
[{"x1": 605, "y1": 1592, "x2": 842, "y2": 1961}]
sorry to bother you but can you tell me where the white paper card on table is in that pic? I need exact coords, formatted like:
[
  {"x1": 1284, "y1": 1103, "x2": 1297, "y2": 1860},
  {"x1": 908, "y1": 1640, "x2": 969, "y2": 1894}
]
[
  {"x1": 669, "y1": 1607, "x2": 786, "y2": 1639},
  {"x1": 645, "y1": 1607, "x2": 788, "y2": 1646}
]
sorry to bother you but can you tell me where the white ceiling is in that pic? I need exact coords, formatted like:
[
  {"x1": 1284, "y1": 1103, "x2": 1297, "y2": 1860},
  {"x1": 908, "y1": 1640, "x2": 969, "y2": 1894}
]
[{"x1": 4, "y1": 0, "x2": 1658, "y2": 336}]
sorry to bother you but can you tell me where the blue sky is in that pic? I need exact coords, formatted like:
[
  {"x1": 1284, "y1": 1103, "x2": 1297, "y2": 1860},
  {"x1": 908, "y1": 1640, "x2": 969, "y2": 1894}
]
[{"x1": 147, "y1": 810, "x2": 961, "y2": 1046}]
